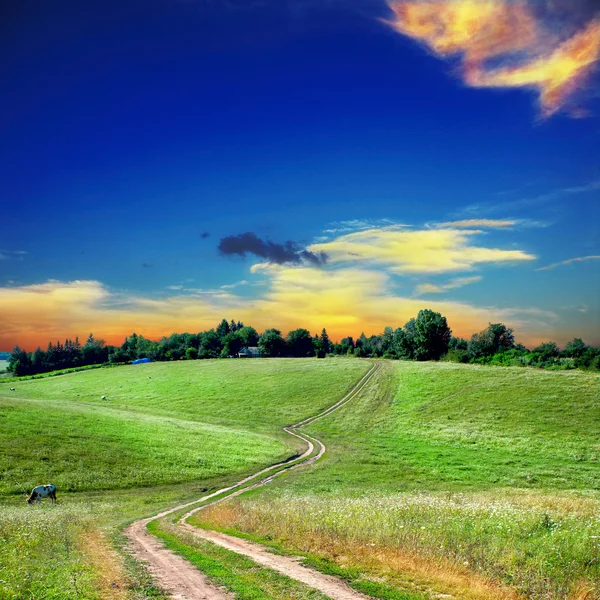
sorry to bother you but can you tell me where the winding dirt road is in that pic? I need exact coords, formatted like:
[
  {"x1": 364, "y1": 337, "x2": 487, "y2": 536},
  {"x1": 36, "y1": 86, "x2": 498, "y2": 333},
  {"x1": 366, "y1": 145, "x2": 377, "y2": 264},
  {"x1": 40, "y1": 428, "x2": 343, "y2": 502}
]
[{"x1": 125, "y1": 363, "x2": 379, "y2": 600}]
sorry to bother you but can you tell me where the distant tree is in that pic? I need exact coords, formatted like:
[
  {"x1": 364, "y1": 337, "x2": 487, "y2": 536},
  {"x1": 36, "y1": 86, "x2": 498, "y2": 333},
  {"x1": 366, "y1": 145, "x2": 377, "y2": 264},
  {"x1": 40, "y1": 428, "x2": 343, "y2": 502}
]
[
  {"x1": 259, "y1": 329, "x2": 286, "y2": 357},
  {"x1": 185, "y1": 347, "x2": 198, "y2": 360},
  {"x1": 380, "y1": 327, "x2": 394, "y2": 357},
  {"x1": 354, "y1": 333, "x2": 370, "y2": 357},
  {"x1": 287, "y1": 329, "x2": 314, "y2": 357},
  {"x1": 216, "y1": 319, "x2": 231, "y2": 339},
  {"x1": 532, "y1": 341, "x2": 560, "y2": 360},
  {"x1": 237, "y1": 326, "x2": 259, "y2": 347},
  {"x1": 8, "y1": 346, "x2": 33, "y2": 376},
  {"x1": 468, "y1": 323, "x2": 515, "y2": 359},
  {"x1": 82, "y1": 333, "x2": 108, "y2": 365},
  {"x1": 317, "y1": 328, "x2": 331, "y2": 358},
  {"x1": 221, "y1": 331, "x2": 244, "y2": 357},
  {"x1": 340, "y1": 336, "x2": 354, "y2": 355},
  {"x1": 408, "y1": 309, "x2": 452, "y2": 361},
  {"x1": 563, "y1": 338, "x2": 587, "y2": 358},
  {"x1": 449, "y1": 336, "x2": 468, "y2": 351},
  {"x1": 199, "y1": 329, "x2": 222, "y2": 359},
  {"x1": 31, "y1": 347, "x2": 46, "y2": 373}
]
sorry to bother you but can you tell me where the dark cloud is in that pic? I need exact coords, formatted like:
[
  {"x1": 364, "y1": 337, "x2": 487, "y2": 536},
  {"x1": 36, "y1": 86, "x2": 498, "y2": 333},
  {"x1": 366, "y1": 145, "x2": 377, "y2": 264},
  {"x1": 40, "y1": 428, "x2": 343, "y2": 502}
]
[{"x1": 218, "y1": 232, "x2": 327, "y2": 266}]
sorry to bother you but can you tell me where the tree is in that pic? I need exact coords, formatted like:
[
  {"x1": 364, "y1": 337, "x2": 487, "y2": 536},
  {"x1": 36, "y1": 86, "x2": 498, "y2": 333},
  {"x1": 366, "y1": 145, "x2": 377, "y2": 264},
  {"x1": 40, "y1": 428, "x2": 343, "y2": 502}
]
[
  {"x1": 449, "y1": 336, "x2": 468, "y2": 351},
  {"x1": 563, "y1": 338, "x2": 587, "y2": 358},
  {"x1": 317, "y1": 328, "x2": 331, "y2": 358},
  {"x1": 221, "y1": 332, "x2": 244, "y2": 357},
  {"x1": 468, "y1": 323, "x2": 515, "y2": 359},
  {"x1": 8, "y1": 346, "x2": 33, "y2": 376},
  {"x1": 82, "y1": 333, "x2": 107, "y2": 365},
  {"x1": 185, "y1": 347, "x2": 198, "y2": 360},
  {"x1": 532, "y1": 341, "x2": 560, "y2": 360},
  {"x1": 286, "y1": 329, "x2": 314, "y2": 357},
  {"x1": 340, "y1": 336, "x2": 354, "y2": 355},
  {"x1": 199, "y1": 329, "x2": 222, "y2": 359},
  {"x1": 259, "y1": 329, "x2": 286, "y2": 357},
  {"x1": 408, "y1": 309, "x2": 452, "y2": 361},
  {"x1": 237, "y1": 326, "x2": 259, "y2": 347},
  {"x1": 216, "y1": 319, "x2": 231, "y2": 339}
]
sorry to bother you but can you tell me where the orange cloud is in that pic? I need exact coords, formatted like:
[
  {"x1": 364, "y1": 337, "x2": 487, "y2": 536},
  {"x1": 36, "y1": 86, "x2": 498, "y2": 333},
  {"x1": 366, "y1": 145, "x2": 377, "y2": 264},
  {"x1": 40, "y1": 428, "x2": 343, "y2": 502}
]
[{"x1": 387, "y1": 1, "x2": 600, "y2": 116}]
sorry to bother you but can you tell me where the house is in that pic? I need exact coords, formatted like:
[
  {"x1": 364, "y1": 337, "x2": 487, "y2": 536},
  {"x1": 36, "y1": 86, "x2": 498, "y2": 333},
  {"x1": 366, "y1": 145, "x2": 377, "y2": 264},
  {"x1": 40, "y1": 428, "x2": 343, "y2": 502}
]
[{"x1": 238, "y1": 346, "x2": 263, "y2": 358}]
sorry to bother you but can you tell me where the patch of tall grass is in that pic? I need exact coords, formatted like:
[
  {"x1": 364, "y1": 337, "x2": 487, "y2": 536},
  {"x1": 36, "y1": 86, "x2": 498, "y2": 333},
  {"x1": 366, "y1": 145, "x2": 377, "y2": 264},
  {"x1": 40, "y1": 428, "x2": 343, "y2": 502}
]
[
  {"x1": 0, "y1": 504, "x2": 101, "y2": 599},
  {"x1": 197, "y1": 491, "x2": 600, "y2": 599}
]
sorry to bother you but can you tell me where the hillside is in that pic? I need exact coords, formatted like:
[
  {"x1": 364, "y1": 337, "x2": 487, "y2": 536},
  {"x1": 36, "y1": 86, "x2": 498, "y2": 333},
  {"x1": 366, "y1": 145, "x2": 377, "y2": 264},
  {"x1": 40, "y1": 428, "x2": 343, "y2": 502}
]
[
  {"x1": 0, "y1": 358, "x2": 370, "y2": 599},
  {"x1": 196, "y1": 361, "x2": 600, "y2": 600}
]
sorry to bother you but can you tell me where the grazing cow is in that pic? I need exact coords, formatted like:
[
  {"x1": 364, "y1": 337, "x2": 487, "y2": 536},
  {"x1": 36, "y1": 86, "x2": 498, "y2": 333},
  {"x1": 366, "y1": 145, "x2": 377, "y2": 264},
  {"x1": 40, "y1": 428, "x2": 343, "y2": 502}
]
[{"x1": 27, "y1": 484, "x2": 57, "y2": 504}]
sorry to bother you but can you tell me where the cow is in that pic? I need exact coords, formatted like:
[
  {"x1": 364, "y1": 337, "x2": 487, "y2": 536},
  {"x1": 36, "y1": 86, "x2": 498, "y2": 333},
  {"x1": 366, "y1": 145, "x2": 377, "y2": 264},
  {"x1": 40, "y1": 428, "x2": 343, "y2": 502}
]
[{"x1": 27, "y1": 484, "x2": 57, "y2": 504}]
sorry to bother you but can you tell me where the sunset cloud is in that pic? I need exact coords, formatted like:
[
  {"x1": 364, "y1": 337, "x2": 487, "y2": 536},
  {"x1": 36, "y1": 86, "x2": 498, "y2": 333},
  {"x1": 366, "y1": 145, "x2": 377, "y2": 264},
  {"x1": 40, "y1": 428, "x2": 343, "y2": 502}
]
[
  {"x1": 308, "y1": 226, "x2": 535, "y2": 274},
  {"x1": 386, "y1": 1, "x2": 600, "y2": 117},
  {"x1": 0, "y1": 272, "x2": 561, "y2": 351}
]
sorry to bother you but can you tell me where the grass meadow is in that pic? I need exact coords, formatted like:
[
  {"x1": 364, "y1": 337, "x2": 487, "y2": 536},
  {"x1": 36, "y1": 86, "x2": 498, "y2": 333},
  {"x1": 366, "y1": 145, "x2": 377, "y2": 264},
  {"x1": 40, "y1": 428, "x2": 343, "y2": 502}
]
[
  {"x1": 0, "y1": 358, "x2": 369, "y2": 599},
  {"x1": 194, "y1": 361, "x2": 600, "y2": 600}
]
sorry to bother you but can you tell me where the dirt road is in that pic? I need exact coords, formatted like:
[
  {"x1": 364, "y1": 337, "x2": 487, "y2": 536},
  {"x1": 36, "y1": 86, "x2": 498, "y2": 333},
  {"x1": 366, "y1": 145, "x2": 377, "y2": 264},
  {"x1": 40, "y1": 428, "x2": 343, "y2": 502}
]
[{"x1": 125, "y1": 363, "x2": 379, "y2": 600}]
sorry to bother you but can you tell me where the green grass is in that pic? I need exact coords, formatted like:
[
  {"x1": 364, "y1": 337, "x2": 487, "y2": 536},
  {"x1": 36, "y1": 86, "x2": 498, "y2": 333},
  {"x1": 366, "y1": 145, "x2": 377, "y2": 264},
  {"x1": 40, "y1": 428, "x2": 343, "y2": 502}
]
[
  {"x1": 0, "y1": 396, "x2": 289, "y2": 496},
  {"x1": 0, "y1": 358, "x2": 370, "y2": 599},
  {"x1": 270, "y1": 361, "x2": 600, "y2": 493},
  {"x1": 0, "y1": 504, "x2": 98, "y2": 599},
  {"x1": 4, "y1": 357, "x2": 598, "y2": 599},
  {"x1": 195, "y1": 361, "x2": 600, "y2": 599},
  {"x1": 2, "y1": 358, "x2": 370, "y2": 435}
]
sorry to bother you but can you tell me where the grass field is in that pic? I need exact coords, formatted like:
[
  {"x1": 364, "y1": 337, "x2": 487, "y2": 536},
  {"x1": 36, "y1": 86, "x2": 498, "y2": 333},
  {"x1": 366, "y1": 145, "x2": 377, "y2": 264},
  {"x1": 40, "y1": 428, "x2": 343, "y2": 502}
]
[
  {"x1": 194, "y1": 362, "x2": 600, "y2": 600},
  {"x1": 0, "y1": 358, "x2": 370, "y2": 599},
  {"x1": 2, "y1": 358, "x2": 598, "y2": 599}
]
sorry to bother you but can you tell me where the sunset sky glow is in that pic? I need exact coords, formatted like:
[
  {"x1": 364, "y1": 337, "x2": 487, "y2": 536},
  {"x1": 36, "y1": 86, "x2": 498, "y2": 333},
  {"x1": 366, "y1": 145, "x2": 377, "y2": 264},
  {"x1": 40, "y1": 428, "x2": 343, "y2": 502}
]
[{"x1": 2, "y1": 0, "x2": 599, "y2": 350}]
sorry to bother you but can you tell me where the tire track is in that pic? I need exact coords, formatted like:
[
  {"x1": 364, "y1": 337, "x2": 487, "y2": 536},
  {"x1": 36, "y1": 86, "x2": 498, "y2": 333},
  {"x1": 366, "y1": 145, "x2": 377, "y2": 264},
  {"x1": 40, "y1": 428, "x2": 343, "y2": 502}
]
[{"x1": 126, "y1": 362, "x2": 380, "y2": 600}]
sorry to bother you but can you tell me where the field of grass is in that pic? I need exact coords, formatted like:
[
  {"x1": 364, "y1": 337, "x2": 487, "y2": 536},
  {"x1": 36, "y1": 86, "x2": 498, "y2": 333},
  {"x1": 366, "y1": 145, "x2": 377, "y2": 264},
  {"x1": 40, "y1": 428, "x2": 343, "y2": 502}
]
[
  {"x1": 195, "y1": 361, "x2": 600, "y2": 600},
  {"x1": 0, "y1": 358, "x2": 370, "y2": 599}
]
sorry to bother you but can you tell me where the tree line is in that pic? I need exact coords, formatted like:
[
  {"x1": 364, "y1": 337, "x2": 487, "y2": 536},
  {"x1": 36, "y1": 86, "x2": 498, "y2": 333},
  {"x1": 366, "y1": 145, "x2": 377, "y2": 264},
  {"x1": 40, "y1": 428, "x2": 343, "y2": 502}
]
[{"x1": 7, "y1": 310, "x2": 600, "y2": 377}]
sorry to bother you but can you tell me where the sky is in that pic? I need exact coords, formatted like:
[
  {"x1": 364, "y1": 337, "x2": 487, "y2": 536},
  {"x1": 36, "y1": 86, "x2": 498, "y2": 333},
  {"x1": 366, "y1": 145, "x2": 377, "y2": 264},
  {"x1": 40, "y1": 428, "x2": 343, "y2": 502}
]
[{"x1": 1, "y1": 0, "x2": 599, "y2": 350}]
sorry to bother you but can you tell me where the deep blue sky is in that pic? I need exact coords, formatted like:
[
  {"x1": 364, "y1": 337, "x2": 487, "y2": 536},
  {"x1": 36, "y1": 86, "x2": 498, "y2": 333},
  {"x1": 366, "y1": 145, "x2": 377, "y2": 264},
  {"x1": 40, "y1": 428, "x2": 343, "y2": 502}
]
[{"x1": 2, "y1": 0, "x2": 599, "y2": 348}]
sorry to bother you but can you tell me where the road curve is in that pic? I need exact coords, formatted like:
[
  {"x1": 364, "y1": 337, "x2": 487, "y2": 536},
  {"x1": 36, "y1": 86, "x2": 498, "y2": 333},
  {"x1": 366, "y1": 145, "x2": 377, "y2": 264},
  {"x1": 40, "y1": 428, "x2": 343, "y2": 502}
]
[{"x1": 125, "y1": 362, "x2": 380, "y2": 600}]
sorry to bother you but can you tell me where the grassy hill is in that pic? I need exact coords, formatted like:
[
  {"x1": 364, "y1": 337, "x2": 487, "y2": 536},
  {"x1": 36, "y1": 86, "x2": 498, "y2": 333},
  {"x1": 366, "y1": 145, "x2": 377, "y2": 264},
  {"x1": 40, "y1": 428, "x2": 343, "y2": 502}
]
[
  {"x1": 195, "y1": 361, "x2": 600, "y2": 600},
  {"x1": 2, "y1": 358, "x2": 598, "y2": 600},
  {"x1": 0, "y1": 358, "x2": 370, "y2": 599}
]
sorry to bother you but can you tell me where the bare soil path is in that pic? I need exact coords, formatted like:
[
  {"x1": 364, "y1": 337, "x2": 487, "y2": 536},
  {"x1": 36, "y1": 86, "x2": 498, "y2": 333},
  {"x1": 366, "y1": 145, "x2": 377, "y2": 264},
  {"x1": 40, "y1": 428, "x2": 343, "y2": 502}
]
[{"x1": 125, "y1": 363, "x2": 379, "y2": 600}]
